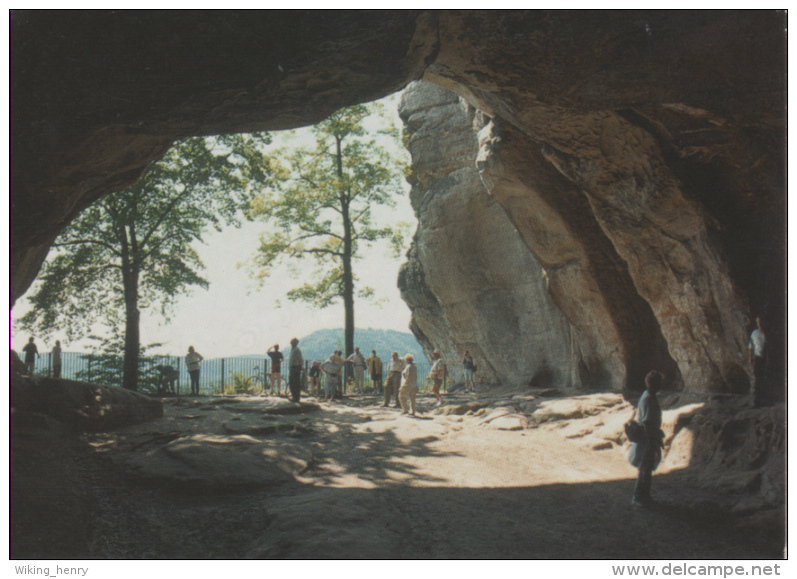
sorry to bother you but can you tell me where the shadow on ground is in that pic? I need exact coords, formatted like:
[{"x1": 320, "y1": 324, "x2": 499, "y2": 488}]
[{"x1": 9, "y1": 394, "x2": 785, "y2": 560}]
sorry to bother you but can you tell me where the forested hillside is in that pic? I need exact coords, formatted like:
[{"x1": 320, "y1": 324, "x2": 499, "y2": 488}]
[{"x1": 295, "y1": 328, "x2": 425, "y2": 364}]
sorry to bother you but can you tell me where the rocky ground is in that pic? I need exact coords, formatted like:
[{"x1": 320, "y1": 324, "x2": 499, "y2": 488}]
[{"x1": 9, "y1": 386, "x2": 785, "y2": 560}]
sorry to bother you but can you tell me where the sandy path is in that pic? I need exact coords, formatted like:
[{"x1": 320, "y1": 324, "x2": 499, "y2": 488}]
[{"x1": 13, "y1": 391, "x2": 774, "y2": 559}]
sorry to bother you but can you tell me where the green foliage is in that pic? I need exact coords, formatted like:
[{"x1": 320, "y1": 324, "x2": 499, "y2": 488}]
[
  {"x1": 224, "y1": 371, "x2": 263, "y2": 395},
  {"x1": 74, "y1": 334, "x2": 164, "y2": 393},
  {"x1": 247, "y1": 103, "x2": 407, "y2": 355},
  {"x1": 21, "y1": 133, "x2": 277, "y2": 389},
  {"x1": 247, "y1": 103, "x2": 406, "y2": 304}
]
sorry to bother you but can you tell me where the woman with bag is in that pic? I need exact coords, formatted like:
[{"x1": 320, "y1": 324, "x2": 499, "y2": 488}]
[{"x1": 628, "y1": 370, "x2": 665, "y2": 507}]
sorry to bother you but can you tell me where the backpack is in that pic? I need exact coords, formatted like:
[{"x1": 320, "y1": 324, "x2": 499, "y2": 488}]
[{"x1": 624, "y1": 419, "x2": 645, "y2": 443}]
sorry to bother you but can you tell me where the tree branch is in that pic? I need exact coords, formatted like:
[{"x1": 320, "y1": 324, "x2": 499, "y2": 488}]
[
  {"x1": 137, "y1": 189, "x2": 192, "y2": 256},
  {"x1": 74, "y1": 263, "x2": 122, "y2": 275},
  {"x1": 318, "y1": 202, "x2": 343, "y2": 214},
  {"x1": 350, "y1": 206, "x2": 370, "y2": 225},
  {"x1": 297, "y1": 224, "x2": 344, "y2": 241},
  {"x1": 53, "y1": 238, "x2": 122, "y2": 257},
  {"x1": 302, "y1": 248, "x2": 344, "y2": 258},
  {"x1": 139, "y1": 231, "x2": 186, "y2": 262},
  {"x1": 299, "y1": 174, "x2": 320, "y2": 190}
]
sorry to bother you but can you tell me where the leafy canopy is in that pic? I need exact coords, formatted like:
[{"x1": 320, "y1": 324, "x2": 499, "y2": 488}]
[
  {"x1": 20, "y1": 133, "x2": 278, "y2": 343},
  {"x1": 247, "y1": 103, "x2": 407, "y2": 309}
]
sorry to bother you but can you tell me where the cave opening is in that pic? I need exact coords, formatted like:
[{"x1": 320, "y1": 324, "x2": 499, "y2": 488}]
[
  {"x1": 8, "y1": 11, "x2": 786, "y2": 561},
  {"x1": 10, "y1": 91, "x2": 423, "y2": 392}
]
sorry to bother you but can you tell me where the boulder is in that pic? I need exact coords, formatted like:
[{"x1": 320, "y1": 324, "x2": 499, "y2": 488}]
[
  {"x1": 120, "y1": 434, "x2": 308, "y2": 491},
  {"x1": 10, "y1": 374, "x2": 162, "y2": 431},
  {"x1": 530, "y1": 393, "x2": 625, "y2": 424},
  {"x1": 658, "y1": 401, "x2": 785, "y2": 509},
  {"x1": 436, "y1": 401, "x2": 490, "y2": 416},
  {"x1": 485, "y1": 415, "x2": 526, "y2": 431}
]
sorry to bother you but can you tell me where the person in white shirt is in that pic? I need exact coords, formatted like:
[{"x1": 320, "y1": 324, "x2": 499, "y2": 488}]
[
  {"x1": 346, "y1": 347, "x2": 367, "y2": 393},
  {"x1": 383, "y1": 351, "x2": 404, "y2": 408},
  {"x1": 748, "y1": 316, "x2": 767, "y2": 407},
  {"x1": 428, "y1": 350, "x2": 445, "y2": 406},
  {"x1": 321, "y1": 353, "x2": 342, "y2": 402},
  {"x1": 399, "y1": 354, "x2": 418, "y2": 416},
  {"x1": 185, "y1": 346, "x2": 203, "y2": 395}
]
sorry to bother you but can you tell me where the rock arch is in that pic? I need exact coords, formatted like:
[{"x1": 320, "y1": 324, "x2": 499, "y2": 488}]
[{"x1": 9, "y1": 10, "x2": 785, "y2": 393}]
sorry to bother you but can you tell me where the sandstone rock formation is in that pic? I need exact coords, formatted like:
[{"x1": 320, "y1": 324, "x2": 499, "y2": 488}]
[
  {"x1": 9, "y1": 11, "x2": 785, "y2": 395},
  {"x1": 398, "y1": 81, "x2": 685, "y2": 391},
  {"x1": 11, "y1": 374, "x2": 163, "y2": 431},
  {"x1": 398, "y1": 83, "x2": 579, "y2": 389}
]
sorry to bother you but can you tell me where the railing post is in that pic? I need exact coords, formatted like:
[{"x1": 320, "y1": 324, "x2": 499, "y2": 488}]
[{"x1": 220, "y1": 357, "x2": 225, "y2": 395}]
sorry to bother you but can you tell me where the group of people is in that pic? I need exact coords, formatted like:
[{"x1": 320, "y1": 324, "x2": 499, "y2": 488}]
[
  {"x1": 153, "y1": 345, "x2": 203, "y2": 395},
  {"x1": 312, "y1": 348, "x2": 448, "y2": 416},
  {"x1": 312, "y1": 347, "x2": 377, "y2": 403},
  {"x1": 16, "y1": 314, "x2": 773, "y2": 510},
  {"x1": 20, "y1": 337, "x2": 61, "y2": 378},
  {"x1": 263, "y1": 339, "x2": 304, "y2": 402}
]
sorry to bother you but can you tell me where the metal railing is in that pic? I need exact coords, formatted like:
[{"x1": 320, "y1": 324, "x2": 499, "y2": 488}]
[{"x1": 22, "y1": 352, "x2": 442, "y2": 396}]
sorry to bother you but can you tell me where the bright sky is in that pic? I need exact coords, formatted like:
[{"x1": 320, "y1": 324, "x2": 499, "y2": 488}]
[{"x1": 9, "y1": 93, "x2": 417, "y2": 358}]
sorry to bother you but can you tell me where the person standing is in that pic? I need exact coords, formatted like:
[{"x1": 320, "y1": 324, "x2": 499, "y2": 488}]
[
  {"x1": 383, "y1": 351, "x2": 404, "y2": 408},
  {"x1": 186, "y1": 346, "x2": 203, "y2": 395},
  {"x1": 398, "y1": 354, "x2": 418, "y2": 417},
  {"x1": 22, "y1": 337, "x2": 38, "y2": 376},
  {"x1": 462, "y1": 350, "x2": 476, "y2": 393},
  {"x1": 629, "y1": 370, "x2": 664, "y2": 507},
  {"x1": 288, "y1": 337, "x2": 304, "y2": 403},
  {"x1": 267, "y1": 344, "x2": 284, "y2": 395},
  {"x1": 346, "y1": 347, "x2": 367, "y2": 393},
  {"x1": 428, "y1": 350, "x2": 445, "y2": 406},
  {"x1": 748, "y1": 316, "x2": 767, "y2": 407},
  {"x1": 367, "y1": 350, "x2": 383, "y2": 393},
  {"x1": 52, "y1": 340, "x2": 63, "y2": 379},
  {"x1": 333, "y1": 350, "x2": 345, "y2": 395},
  {"x1": 321, "y1": 353, "x2": 342, "y2": 402},
  {"x1": 309, "y1": 360, "x2": 322, "y2": 396}
]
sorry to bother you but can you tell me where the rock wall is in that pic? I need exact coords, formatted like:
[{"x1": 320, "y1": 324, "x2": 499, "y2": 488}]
[
  {"x1": 397, "y1": 84, "x2": 576, "y2": 388},
  {"x1": 399, "y1": 82, "x2": 682, "y2": 391},
  {"x1": 9, "y1": 11, "x2": 785, "y2": 394},
  {"x1": 419, "y1": 11, "x2": 785, "y2": 393}
]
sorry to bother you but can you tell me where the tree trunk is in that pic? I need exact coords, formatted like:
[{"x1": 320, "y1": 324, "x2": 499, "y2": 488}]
[
  {"x1": 120, "y1": 231, "x2": 141, "y2": 391},
  {"x1": 343, "y1": 245, "x2": 354, "y2": 358},
  {"x1": 337, "y1": 135, "x2": 355, "y2": 359},
  {"x1": 122, "y1": 294, "x2": 140, "y2": 391}
]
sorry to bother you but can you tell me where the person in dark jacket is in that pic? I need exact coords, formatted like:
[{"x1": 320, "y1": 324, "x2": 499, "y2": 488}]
[
  {"x1": 629, "y1": 370, "x2": 664, "y2": 507},
  {"x1": 22, "y1": 337, "x2": 39, "y2": 376}
]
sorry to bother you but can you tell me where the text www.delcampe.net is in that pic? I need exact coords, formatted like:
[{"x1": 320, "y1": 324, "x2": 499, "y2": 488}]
[{"x1": 612, "y1": 564, "x2": 782, "y2": 577}]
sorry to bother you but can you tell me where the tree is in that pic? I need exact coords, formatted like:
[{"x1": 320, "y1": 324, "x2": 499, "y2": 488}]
[
  {"x1": 20, "y1": 134, "x2": 277, "y2": 391},
  {"x1": 248, "y1": 103, "x2": 406, "y2": 358},
  {"x1": 75, "y1": 333, "x2": 173, "y2": 395}
]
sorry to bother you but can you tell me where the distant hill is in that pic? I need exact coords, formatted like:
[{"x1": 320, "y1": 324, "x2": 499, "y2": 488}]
[
  {"x1": 231, "y1": 328, "x2": 425, "y2": 363},
  {"x1": 295, "y1": 328, "x2": 426, "y2": 364}
]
